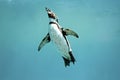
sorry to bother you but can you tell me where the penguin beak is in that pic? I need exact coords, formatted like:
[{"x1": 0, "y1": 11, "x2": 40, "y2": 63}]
[
  {"x1": 45, "y1": 7, "x2": 58, "y2": 22},
  {"x1": 45, "y1": 7, "x2": 53, "y2": 15},
  {"x1": 45, "y1": 7, "x2": 56, "y2": 19},
  {"x1": 45, "y1": 7, "x2": 51, "y2": 12}
]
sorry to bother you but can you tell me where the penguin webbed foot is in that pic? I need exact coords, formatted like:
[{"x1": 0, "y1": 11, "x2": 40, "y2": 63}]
[
  {"x1": 62, "y1": 57, "x2": 70, "y2": 67},
  {"x1": 69, "y1": 51, "x2": 76, "y2": 64}
]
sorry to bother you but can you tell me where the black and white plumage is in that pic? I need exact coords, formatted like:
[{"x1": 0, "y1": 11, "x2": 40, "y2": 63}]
[{"x1": 38, "y1": 7, "x2": 79, "y2": 67}]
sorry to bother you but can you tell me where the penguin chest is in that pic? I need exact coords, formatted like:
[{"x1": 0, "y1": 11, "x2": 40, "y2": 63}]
[{"x1": 49, "y1": 24, "x2": 69, "y2": 56}]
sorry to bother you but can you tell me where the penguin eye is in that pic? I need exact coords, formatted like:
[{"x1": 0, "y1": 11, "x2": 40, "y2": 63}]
[{"x1": 48, "y1": 13, "x2": 55, "y2": 19}]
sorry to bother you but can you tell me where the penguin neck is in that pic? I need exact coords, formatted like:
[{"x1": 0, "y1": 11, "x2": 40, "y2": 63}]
[
  {"x1": 49, "y1": 18, "x2": 61, "y2": 28},
  {"x1": 49, "y1": 18, "x2": 58, "y2": 23}
]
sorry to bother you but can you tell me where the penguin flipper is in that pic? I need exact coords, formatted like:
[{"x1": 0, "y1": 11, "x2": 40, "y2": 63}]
[
  {"x1": 38, "y1": 33, "x2": 51, "y2": 51},
  {"x1": 62, "y1": 28, "x2": 79, "y2": 38}
]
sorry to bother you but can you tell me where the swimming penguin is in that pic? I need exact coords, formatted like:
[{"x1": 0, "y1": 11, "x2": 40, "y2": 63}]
[{"x1": 38, "y1": 7, "x2": 79, "y2": 67}]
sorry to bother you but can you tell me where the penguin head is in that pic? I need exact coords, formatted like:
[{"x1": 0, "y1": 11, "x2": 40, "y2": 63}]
[{"x1": 45, "y1": 7, "x2": 58, "y2": 22}]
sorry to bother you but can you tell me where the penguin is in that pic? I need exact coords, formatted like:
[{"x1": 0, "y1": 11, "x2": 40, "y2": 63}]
[{"x1": 38, "y1": 7, "x2": 79, "y2": 67}]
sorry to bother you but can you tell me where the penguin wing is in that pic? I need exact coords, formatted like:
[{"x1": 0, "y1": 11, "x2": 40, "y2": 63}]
[
  {"x1": 62, "y1": 28, "x2": 79, "y2": 38},
  {"x1": 38, "y1": 33, "x2": 51, "y2": 51}
]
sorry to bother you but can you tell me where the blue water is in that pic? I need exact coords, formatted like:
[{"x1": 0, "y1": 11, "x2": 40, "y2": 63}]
[{"x1": 0, "y1": 0, "x2": 120, "y2": 80}]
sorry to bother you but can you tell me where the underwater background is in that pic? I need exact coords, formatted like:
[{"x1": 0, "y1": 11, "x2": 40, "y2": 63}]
[{"x1": 0, "y1": 0, "x2": 120, "y2": 80}]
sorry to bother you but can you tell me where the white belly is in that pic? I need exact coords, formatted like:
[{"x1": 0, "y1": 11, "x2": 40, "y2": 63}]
[{"x1": 49, "y1": 24, "x2": 70, "y2": 58}]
